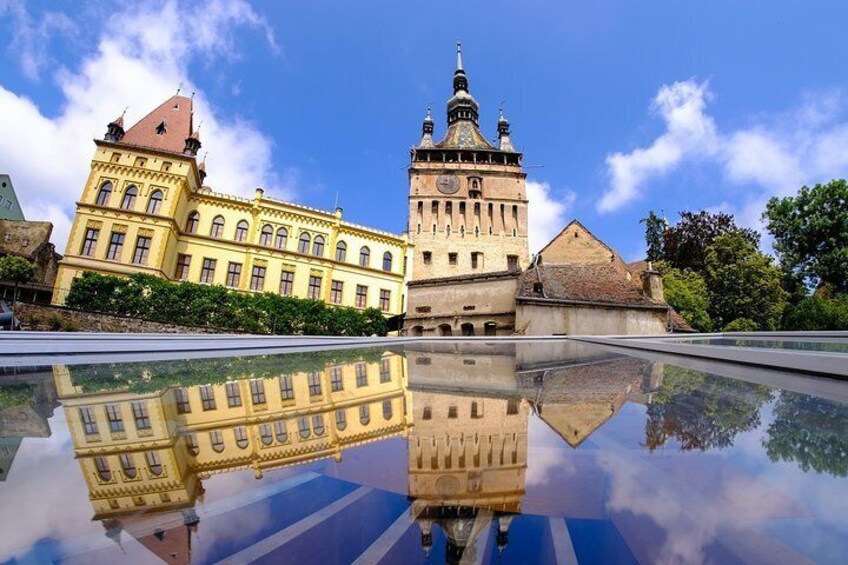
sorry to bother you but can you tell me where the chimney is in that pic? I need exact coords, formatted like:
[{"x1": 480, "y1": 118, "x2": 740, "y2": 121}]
[{"x1": 641, "y1": 263, "x2": 664, "y2": 302}]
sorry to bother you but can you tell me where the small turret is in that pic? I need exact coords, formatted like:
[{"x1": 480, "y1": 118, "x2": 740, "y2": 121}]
[
  {"x1": 105, "y1": 110, "x2": 126, "y2": 142},
  {"x1": 198, "y1": 153, "x2": 207, "y2": 183},
  {"x1": 419, "y1": 106, "x2": 434, "y2": 148},
  {"x1": 184, "y1": 128, "x2": 201, "y2": 156},
  {"x1": 497, "y1": 106, "x2": 515, "y2": 152}
]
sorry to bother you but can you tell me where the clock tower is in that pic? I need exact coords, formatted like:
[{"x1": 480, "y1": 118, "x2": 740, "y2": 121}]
[{"x1": 407, "y1": 42, "x2": 529, "y2": 280}]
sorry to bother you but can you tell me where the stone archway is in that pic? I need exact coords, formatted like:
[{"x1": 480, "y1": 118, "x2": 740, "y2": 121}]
[
  {"x1": 460, "y1": 323, "x2": 475, "y2": 336},
  {"x1": 438, "y1": 324, "x2": 453, "y2": 336}
]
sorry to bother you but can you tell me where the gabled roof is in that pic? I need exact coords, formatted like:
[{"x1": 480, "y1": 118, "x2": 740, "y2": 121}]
[
  {"x1": 121, "y1": 95, "x2": 194, "y2": 155},
  {"x1": 537, "y1": 219, "x2": 621, "y2": 264},
  {"x1": 518, "y1": 264, "x2": 664, "y2": 308}
]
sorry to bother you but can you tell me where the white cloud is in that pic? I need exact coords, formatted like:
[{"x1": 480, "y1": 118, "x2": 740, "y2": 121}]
[
  {"x1": 0, "y1": 0, "x2": 282, "y2": 253},
  {"x1": 598, "y1": 80, "x2": 718, "y2": 213},
  {"x1": 526, "y1": 179, "x2": 576, "y2": 254},
  {"x1": 0, "y1": 0, "x2": 77, "y2": 80},
  {"x1": 598, "y1": 80, "x2": 848, "y2": 230}
]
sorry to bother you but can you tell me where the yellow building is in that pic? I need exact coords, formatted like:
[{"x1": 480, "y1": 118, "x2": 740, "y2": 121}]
[
  {"x1": 55, "y1": 351, "x2": 410, "y2": 521},
  {"x1": 53, "y1": 95, "x2": 411, "y2": 315}
]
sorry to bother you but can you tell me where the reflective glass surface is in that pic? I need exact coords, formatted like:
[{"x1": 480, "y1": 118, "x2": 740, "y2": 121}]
[
  {"x1": 667, "y1": 336, "x2": 848, "y2": 354},
  {"x1": 1, "y1": 341, "x2": 846, "y2": 564}
]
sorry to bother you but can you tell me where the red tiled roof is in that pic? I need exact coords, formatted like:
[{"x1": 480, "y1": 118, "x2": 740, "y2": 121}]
[
  {"x1": 121, "y1": 95, "x2": 194, "y2": 155},
  {"x1": 518, "y1": 264, "x2": 663, "y2": 308}
]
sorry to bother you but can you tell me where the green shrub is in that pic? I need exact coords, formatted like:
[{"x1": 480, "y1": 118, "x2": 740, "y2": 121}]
[
  {"x1": 64, "y1": 272, "x2": 388, "y2": 336},
  {"x1": 782, "y1": 295, "x2": 848, "y2": 330},
  {"x1": 723, "y1": 318, "x2": 760, "y2": 332}
]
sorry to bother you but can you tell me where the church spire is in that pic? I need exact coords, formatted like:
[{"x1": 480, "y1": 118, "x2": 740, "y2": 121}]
[
  {"x1": 452, "y1": 40, "x2": 469, "y2": 95},
  {"x1": 447, "y1": 41, "x2": 478, "y2": 126}
]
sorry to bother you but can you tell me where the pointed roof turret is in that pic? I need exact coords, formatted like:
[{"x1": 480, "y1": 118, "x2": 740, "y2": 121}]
[
  {"x1": 120, "y1": 94, "x2": 195, "y2": 155},
  {"x1": 184, "y1": 124, "x2": 201, "y2": 156},
  {"x1": 435, "y1": 41, "x2": 493, "y2": 150},
  {"x1": 497, "y1": 105, "x2": 516, "y2": 152},
  {"x1": 104, "y1": 108, "x2": 127, "y2": 142},
  {"x1": 418, "y1": 106, "x2": 435, "y2": 148},
  {"x1": 198, "y1": 152, "x2": 208, "y2": 183}
]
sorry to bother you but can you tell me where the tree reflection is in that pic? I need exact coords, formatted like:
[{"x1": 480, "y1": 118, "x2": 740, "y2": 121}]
[
  {"x1": 764, "y1": 392, "x2": 848, "y2": 477},
  {"x1": 645, "y1": 366, "x2": 772, "y2": 452}
]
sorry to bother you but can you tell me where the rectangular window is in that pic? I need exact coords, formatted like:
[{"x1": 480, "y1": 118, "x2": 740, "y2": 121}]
[
  {"x1": 199, "y1": 385, "x2": 216, "y2": 411},
  {"x1": 471, "y1": 252, "x2": 479, "y2": 269},
  {"x1": 226, "y1": 382, "x2": 242, "y2": 407},
  {"x1": 250, "y1": 379, "x2": 266, "y2": 405},
  {"x1": 422, "y1": 251, "x2": 432, "y2": 264},
  {"x1": 200, "y1": 258, "x2": 216, "y2": 284},
  {"x1": 279, "y1": 271, "x2": 294, "y2": 296},
  {"x1": 330, "y1": 366, "x2": 343, "y2": 392},
  {"x1": 448, "y1": 252, "x2": 457, "y2": 266},
  {"x1": 379, "y1": 289, "x2": 391, "y2": 312},
  {"x1": 79, "y1": 407, "x2": 98, "y2": 435},
  {"x1": 308, "y1": 275, "x2": 321, "y2": 300},
  {"x1": 355, "y1": 285, "x2": 368, "y2": 308},
  {"x1": 380, "y1": 358, "x2": 391, "y2": 383},
  {"x1": 355, "y1": 363, "x2": 367, "y2": 387},
  {"x1": 308, "y1": 372, "x2": 322, "y2": 396},
  {"x1": 132, "y1": 236, "x2": 151, "y2": 265},
  {"x1": 132, "y1": 401, "x2": 151, "y2": 430},
  {"x1": 106, "y1": 232, "x2": 124, "y2": 260},
  {"x1": 81, "y1": 228, "x2": 99, "y2": 256},
  {"x1": 330, "y1": 280, "x2": 343, "y2": 304},
  {"x1": 175, "y1": 387, "x2": 191, "y2": 414},
  {"x1": 225, "y1": 262, "x2": 242, "y2": 288},
  {"x1": 250, "y1": 266, "x2": 266, "y2": 291},
  {"x1": 175, "y1": 254, "x2": 191, "y2": 280},
  {"x1": 507, "y1": 255, "x2": 519, "y2": 271},
  {"x1": 106, "y1": 404, "x2": 124, "y2": 432},
  {"x1": 279, "y1": 375, "x2": 294, "y2": 400}
]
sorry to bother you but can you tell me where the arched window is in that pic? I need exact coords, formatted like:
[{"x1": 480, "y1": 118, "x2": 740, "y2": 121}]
[
  {"x1": 275, "y1": 420, "x2": 288, "y2": 443},
  {"x1": 359, "y1": 404, "x2": 370, "y2": 425},
  {"x1": 382, "y1": 400, "x2": 393, "y2": 420},
  {"x1": 146, "y1": 452, "x2": 163, "y2": 476},
  {"x1": 312, "y1": 414, "x2": 325, "y2": 436},
  {"x1": 259, "y1": 225, "x2": 273, "y2": 246},
  {"x1": 359, "y1": 246, "x2": 370, "y2": 267},
  {"x1": 120, "y1": 186, "x2": 137, "y2": 210},
  {"x1": 259, "y1": 423, "x2": 273, "y2": 446},
  {"x1": 335, "y1": 409, "x2": 347, "y2": 430},
  {"x1": 275, "y1": 228, "x2": 288, "y2": 249},
  {"x1": 146, "y1": 190, "x2": 163, "y2": 214},
  {"x1": 298, "y1": 233, "x2": 311, "y2": 254},
  {"x1": 234, "y1": 426, "x2": 248, "y2": 449},
  {"x1": 94, "y1": 456, "x2": 112, "y2": 481},
  {"x1": 335, "y1": 241, "x2": 347, "y2": 262},
  {"x1": 185, "y1": 433, "x2": 199, "y2": 456},
  {"x1": 211, "y1": 216, "x2": 225, "y2": 238},
  {"x1": 186, "y1": 211, "x2": 199, "y2": 233},
  {"x1": 96, "y1": 182, "x2": 112, "y2": 206},
  {"x1": 210, "y1": 430, "x2": 224, "y2": 453},
  {"x1": 298, "y1": 415, "x2": 311, "y2": 439},
  {"x1": 235, "y1": 220, "x2": 249, "y2": 242},
  {"x1": 120, "y1": 453, "x2": 137, "y2": 479},
  {"x1": 312, "y1": 235, "x2": 325, "y2": 257},
  {"x1": 382, "y1": 252, "x2": 393, "y2": 272}
]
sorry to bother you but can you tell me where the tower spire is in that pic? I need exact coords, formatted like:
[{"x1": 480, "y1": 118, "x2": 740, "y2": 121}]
[{"x1": 456, "y1": 40, "x2": 463, "y2": 72}]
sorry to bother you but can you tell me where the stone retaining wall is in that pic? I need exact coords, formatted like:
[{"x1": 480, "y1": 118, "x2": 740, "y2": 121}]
[{"x1": 12, "y1": 303, "x2": 230, "y2": 334}]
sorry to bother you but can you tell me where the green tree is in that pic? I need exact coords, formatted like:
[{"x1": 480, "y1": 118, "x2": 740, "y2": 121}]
[
  {"x1": 782, "y1": 295, "x2": 848, "y2": 330},
  {"x1": 663, "y1": 210, "x2": 760, "y2": 271},
  {"x1": 704, "y1": 233, "x2": 788, "y2": 330},
  {"x1": 0, "y1": 255, "x2": 35, "y2": 305},
  {"x1": 764, "y1": 179, "x2": 848, "y2": 293},
  {"x1": 640, "y1": 210, "x2": 666, "y2": 262},
  {"x1": 659, "y1": 264, "x2": 712, "y2": 331}
]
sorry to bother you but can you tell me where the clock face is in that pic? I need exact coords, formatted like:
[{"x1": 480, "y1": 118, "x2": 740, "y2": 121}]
[{"x1": 436, "y1": 174, "x2": 460, "y2": 195}]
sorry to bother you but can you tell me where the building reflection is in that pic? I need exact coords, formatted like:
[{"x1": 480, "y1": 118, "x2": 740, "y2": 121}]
[
  {"x1": 47, "y1": 341, "x2": 843, "y2": 563},
  {"x1": 54, "y1": 351, "x2": 410, "y2": 563}
]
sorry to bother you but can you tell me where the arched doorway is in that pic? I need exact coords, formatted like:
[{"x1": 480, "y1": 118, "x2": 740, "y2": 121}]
[
  {"x1": 484, "y1": 322, "x2": 497, "y2": 336},
  {"x1": 438, "y1": 324, "x2": 453, "y2": 336},
  {"x1": 409, "y1": 326, "x2": 424, "y2": 336},
  {"x1": 460, "y1": 323, "x2": 475, "y2": 336}
]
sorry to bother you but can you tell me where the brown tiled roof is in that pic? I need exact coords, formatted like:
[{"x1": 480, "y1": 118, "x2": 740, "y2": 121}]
[
  {"x1": 517, "y1": 264, "x2": 664, "y2": 308},
  {"x1": 407, "y1": 270, "x2": 519, "y2": 287},
  {"x1": 121, "y1": 95, "x2": 194, "y2": 155}
]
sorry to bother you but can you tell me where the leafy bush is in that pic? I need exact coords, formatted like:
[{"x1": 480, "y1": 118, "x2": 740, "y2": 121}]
[
  {"x1": 782, "y1": 295, "x2": 848, "y2": 330},
  {"x1": 65, "y1": 272, "x2": 388, "y2": 336},
  {"x1": 722, "y1": 318, "x2": 760, "y2": 332},
  {"x1": 660, "y1": 265, "x2": 713, "y2": 331}
]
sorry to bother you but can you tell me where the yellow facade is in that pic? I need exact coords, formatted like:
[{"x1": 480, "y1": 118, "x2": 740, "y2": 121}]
[
  {"x1": 53, "y1": 140, "x2": 411, "y2": 316},
  {"x1": 56, "y1": 353, "x2": 410, "y2": 519}
]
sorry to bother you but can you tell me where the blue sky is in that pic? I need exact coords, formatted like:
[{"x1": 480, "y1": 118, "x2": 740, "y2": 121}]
[{"x1": 2, "y1": 1, "x2": 848, "y2": 258}]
